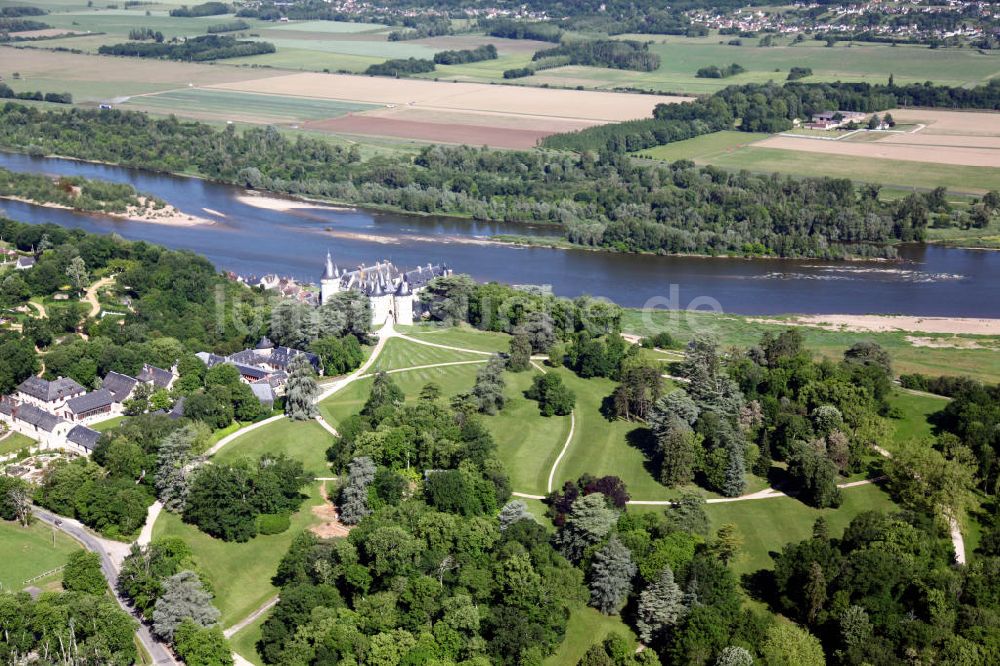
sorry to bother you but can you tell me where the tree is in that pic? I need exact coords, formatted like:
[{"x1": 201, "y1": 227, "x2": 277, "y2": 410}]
[
  {"x1": 716, "y1": 646, "x2": 753, "y2": 666},
  {"x1": 363, "y1": 371, "x2": 404, "y2": 420},
  {"x1": 174, "y1": 618, "x2": 233, "y2": 666},
  {"x1": 885, "y1": 438, "x2": 976, "y2": 520},
  {"x1": 611, "y1": 363, "x2": 663, "y2": 421},
  {"x1": 62, "y1": 551, "x2": 107, "y2": 595},
  {"x1": 156, "y1": 423, "x2": 206, "y2": 512},
  {"x1": 0, "y1": 475, "x2": 31, "y2": 525},
  {"x1": 843, "y1": 341, "x2": 892, "y2": 377},
  {"x1": 709, "y1": 524, "x2": 742, "y2": 565},
  {"x1": 635, "y1": 564, "x2": 685, "y2": 642},
  {"x1": 66, "y1": 255, "x2": 89, "y2": 294},
  {"x1": 339, "y1": 456, "x2": 376, "y2": 525},
  {"x1": 668, "y1": 493, "x2": 709, "y2": 537},
  {"x1": 589, "y1": 536, "x2": 636, "y2": 615},
  {"x1": 526, "y1": 372, "x2": 575, "y2": 417},
  {"x1": 804, "y1": 562, "x2": 826, "y2": 624},
  {"x1": 508, "y1": 333, "x2": 532, "y2": 372},
  {"x1": 285, "y1": 353, "x2": 318, "y2": 420},
  {"x1": 867, "y1": 113, "x2": 880, "y2": 130},
  {"x1": 788, "y1": 443, "x2": 842, "y2": 508},
  {"x1": 473, "y1": 355, "x2": 506, "y2": 415},
  {"x1": 556, "y1": 493, "x2": 618, "y2": 561},
  {"x1": 839, "y1": 605, "x2": 872, "y2": 653},
  {"x1": 152, "y1": 570, "x2": 220, "y2": 642},
  {"x1": 498, "y1": 499, "x2": 534, "y2": 531},
  {"x1": 761, "y1": 622, "x2": 825, "y2": 666}
]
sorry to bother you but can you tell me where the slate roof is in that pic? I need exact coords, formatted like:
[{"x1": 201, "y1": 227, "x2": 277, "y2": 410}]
[
  {"x1": 103, "y1": 371, "x2": 138, "y2": 402},
  {"x1": 67, "y1": 425, "x2": 101, "y2": 451},
  {"x1": 10, "y1": 402, "x2": 64, "y2": 432},
  {"x1": 168, "y1": 396, "x2": 186, "y2": 419},
  {"x1": 66, "y1": 389, "x2": 114, "y2": 416},
  {"x1": 17, "y1": 376, "x2": 85, "y2": 403},
  {"x1": 137, "y1": 364, "x2": 174, "y2": 389},
  {"x1": 271, "y1": 346, "x2": 320, "y2": 371},
  {"x1": 232, "y1": 363, "x2": 268, "y2": 380},
  {"x1": 15, "y1": 256, "x2": 35, "y2": 269},
  {"x1": 250, "y1": 382, "x2": 275, "y2": 405}
]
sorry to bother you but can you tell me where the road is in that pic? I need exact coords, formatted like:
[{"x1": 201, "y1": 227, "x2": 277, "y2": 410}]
[{"x1": 33, "y1": 506, "x2": 178, "y2": 665}]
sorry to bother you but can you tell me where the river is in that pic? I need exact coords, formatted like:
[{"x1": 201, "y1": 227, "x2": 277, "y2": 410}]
[{"x1": 1, "y1": 151, "x2": 997, "y2": 316}]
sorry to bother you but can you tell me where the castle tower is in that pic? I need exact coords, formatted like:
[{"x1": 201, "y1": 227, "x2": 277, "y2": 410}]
[{"x1": 320, "y1": 252, "x2": 340, "y2": 304}]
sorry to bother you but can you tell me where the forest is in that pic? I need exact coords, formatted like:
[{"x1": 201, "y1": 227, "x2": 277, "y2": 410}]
[
  {"x1": 168, "y1": 1, "x2": 231, "y2": 17},
  {"x1": 365, "y1": 57, "x2": 437, "y2": 76},
  {"x1": 6, "y1": 103, "x2": 990, "y2": 260},
  {"x1": 433, "y1": 44, "x2": 497, "y2": 65},
  {"x1": 98, "y1": 34, "x2": 275, "y2": 62},
  {"x1": 0, "y1": 167, "x2": 155, "y2": 214}
]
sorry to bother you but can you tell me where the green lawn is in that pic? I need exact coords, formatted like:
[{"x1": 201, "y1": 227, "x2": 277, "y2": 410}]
[
  {"x1": 485, "y1": 369, "x2": 572, "y2": 495},
  {"x1": 886, "y1": 389, "x2": 948, "y2": 449},
  {"x1": 0, "y1": 432, "x2": 35, "y2": 456},
  {"x1": 0, "y1": 519, "x2": 81, "y2": 591},
  {"x1": 372, "y1": 337, "x2": 488, "y2": 372},
  {"x1": 544, "y1": 603, "x2": 637, "y2": 666},
  {"x1": 398, "y1": 324, "x2": 511, "y2": 353},
  {"x1": 319, "y1": 362, "x2": 483, "y2": 427},
  {"x1": 125, "y1": 89, "x2": 378, "y2": 123},
  {"x1": 213, "y1": 418, "x2": 334, "y2": 478},
  {"x1": 229, "y1": 611, "x2": 268, "y2": 666},
  {"x1": 621, "y1": 310, "x2": 1000, "y2": 385},
  {"x1": 151, "y1": 486, "x2": 324, "y2": 626},
  {"x1": 91, "y1": 415, "x2": 125, "y2": 432},
  {"x1": 638, "y1": 131, "x2": 771, "y2": 162},
  {"x1": 264, "y1": 19, "x2": 386, "y2": 34},
  {"x1": 699, "y1": 482, "x2": 899, "y2": 576}
]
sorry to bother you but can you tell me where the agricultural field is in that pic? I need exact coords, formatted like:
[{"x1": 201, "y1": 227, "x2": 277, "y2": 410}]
[
  {"x1": 123, "y1": 89, "x2": 378, "y2": 125},
  {"x1": 640, "y1": 109, "x2": 1000, "y2": 194},
  {"x1": 0, "y1": 519, "x2": 81, "y2": 592}
]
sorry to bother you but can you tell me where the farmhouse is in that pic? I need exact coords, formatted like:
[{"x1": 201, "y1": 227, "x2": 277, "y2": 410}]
[
  {"x1": 320, "y1": 253, "x2": 450, "y2": 326},
  {"x1": 806, "y1": 110, "x2": 868, "y2": 130},
  {"x1": 16, "y1": 376, "x2": 85, "y2": 410},
  {"x1": 196, "y1": 339, "x2": 318, "y2": 397},
  {"x1": 61, "y1": 389, "x2": 115, "y2": 423}
]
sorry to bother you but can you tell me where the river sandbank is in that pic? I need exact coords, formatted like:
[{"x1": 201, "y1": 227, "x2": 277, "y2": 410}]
[
  {"x1": 0, "y1": 195, "x2": 212, "y2": 227},
  {"x1": 750, "y1": 314, "x2": 1000, "y2": 336},
  {"x1": 237, "y1": 192, "x2": 355, "y2": 212}
]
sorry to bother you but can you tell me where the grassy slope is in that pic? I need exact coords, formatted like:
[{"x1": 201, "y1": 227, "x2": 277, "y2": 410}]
[
  {"x1": 230, "y1": 612, "x2": 267, "y2": 666},
  {"x1": 544, "y1": 603, "x2": 637, "y2": 666},
  {"x1": 638, "y1": 131, "x2": 771, "y2": 162},
  {"x1": 213, "y1": 418, "x2": 334, "y2": 478},
  {"x1": 372, "y1": 337, "x2": 487, "y2": 372},
  {"x1": 0, "y1": 519, "x2": 81, "y2": 591},
  {"x1": 485, "y1": 369, "x2": 572, "y2": 495},
  {"x1": 0, "y1": 432, "x2": 35, "y2": 455},
  {"x1": 152, "y1": 485, "x2": 324, "y2": 626}
]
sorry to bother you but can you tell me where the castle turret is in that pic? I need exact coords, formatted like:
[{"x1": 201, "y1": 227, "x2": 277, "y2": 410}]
[{"x1": 320, "y1": 251, "x2": 341, "y2": 304}]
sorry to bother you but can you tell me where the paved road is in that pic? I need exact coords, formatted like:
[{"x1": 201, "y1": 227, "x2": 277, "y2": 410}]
[{"x1": 33, "y1": 506, "x2": 178, "y2": 665}]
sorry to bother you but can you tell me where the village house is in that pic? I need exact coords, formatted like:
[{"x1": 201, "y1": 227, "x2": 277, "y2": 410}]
[
  {"x1": 103, "y1": 371, "x2": 139, "y2": 403},
  {"x1": 0, "y1": 397, "x2": 70, "y2": 445},
  {"x1": 136, "y1": 364, "x2": 177, "y2": 390},
  {"x1": 66, "y1": 424, "x2": 102, "y2": 454},
  {"x1": 14, "y1": 256, "x2": 35, "y2": 270},
  {"x1": 60, "y1": 389, "x2": 116, "y2": 423},
  {"x1": 15, "y1": 376, "x2": 86, "y2": 411}
]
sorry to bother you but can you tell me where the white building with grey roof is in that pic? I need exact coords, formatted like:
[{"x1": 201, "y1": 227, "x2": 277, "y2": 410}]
[{"x1": 319, "y1": 253, "x2": 449, "y2": 326}]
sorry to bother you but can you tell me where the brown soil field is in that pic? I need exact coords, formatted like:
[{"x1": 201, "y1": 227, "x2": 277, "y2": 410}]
[
  {"x1": 208, "y1": 72, "x2": 691, "y2": 122},
  {"x1": 304, "y1": 114, "x2": 554, "y2": 148},
  {"x1": 879, "y1": 133, "x2": 1000, "y2": 149},
  {"x1": 362, "y1": 105, "x2": 600, "y2": 132},
  {"x1": 754, "y1": 135, "x2": 1000, "y2": 168},
  {"x1": 887, "y1": 108, "x2": 1000, "y2": 136}
]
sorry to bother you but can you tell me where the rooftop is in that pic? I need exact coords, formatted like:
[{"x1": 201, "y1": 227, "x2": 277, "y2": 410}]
[{"x1": 17, "y1": 376, "x2": 85, "y2": 403}]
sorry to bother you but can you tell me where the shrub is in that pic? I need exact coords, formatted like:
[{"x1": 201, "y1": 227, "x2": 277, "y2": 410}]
[{"x1": 257, "y1": 513, "x2": 291, "y2": 535}]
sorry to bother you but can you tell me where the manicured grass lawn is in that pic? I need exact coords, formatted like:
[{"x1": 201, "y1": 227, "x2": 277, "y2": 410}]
[
  {"x1": 125, "y1": 89, "x2": 378, "y2": 123},
  {"x1": 621, "y1": 310, "x2": 1000, "y2": 385},
  {"x1": 486, "y1": 369, "x2": 572, "y2": 495},
  {"x1": 372, "y1": 337, "x2": 487, "y2": 372},
  {"x1": 886, "y1": 389, "x2": 948, "y2": 450},
  {"x1": 319, "y1": 363, "x2": 484, "y2": 427},
  {"x1": 91, "y1": 415, "x2": 125, "y2": 432},
  {"x1": 706, "y1": 146, "x2": 1000, "y2": 196},
  {"x1": 0, "y1": 519, "x2": 81, "y2": 591},
  {"x1": 697, "y1": 482, "x2": 900, "y2": 576},
  {"x1": 638, "y1": 131, "x2": 771, "y2": 163},
  {"x1": 151, "y1": 486, "x2": 324, "y2": 627},
  {"x1": 230, "y1": 611, "x2": 267, "y2": 666},
  {"x1": 213, "y1": 418, "x2": 334, "y2": 478},
  {"x1": 399, "y1": 324, "x2": 511, "y2": 353},
  {"x1": 544, "y1": 603, "x2": 637, "y2": 666},
  {"x1": 0, "y1": 432, "x2": 35, "y2": 456}
]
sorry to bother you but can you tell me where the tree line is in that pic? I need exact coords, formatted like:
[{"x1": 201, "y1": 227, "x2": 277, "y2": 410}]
[
  {"x1": 532, "y1": 39, "x2": 661, "y2": 71},
  {"x1": 365, "y1": 57, "x2": 436, "y2": 77},
  {"x1": 0, "y1": 84, "x2": 71, "y2": 104},
  {"x1": 98, "y1": 34, "x2": 275, "y2": 62},
  {"x1": 168, "y1": 1, "x2": 230, "y2": 17},
  {"x1": 433, "y1": 43, "x2": 497, "y2": 65}
]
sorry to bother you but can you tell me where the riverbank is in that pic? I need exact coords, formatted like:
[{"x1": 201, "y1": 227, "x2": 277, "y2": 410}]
[
  {"x1": 236, "y1": 192, "x2": 355, "y2": 213},
  {"x1": 750, "y1": 314, "x2": 1000, "y2": 336},
  {"x1": 0, "y1": 194, "x2": 212, "y2": 226}
]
